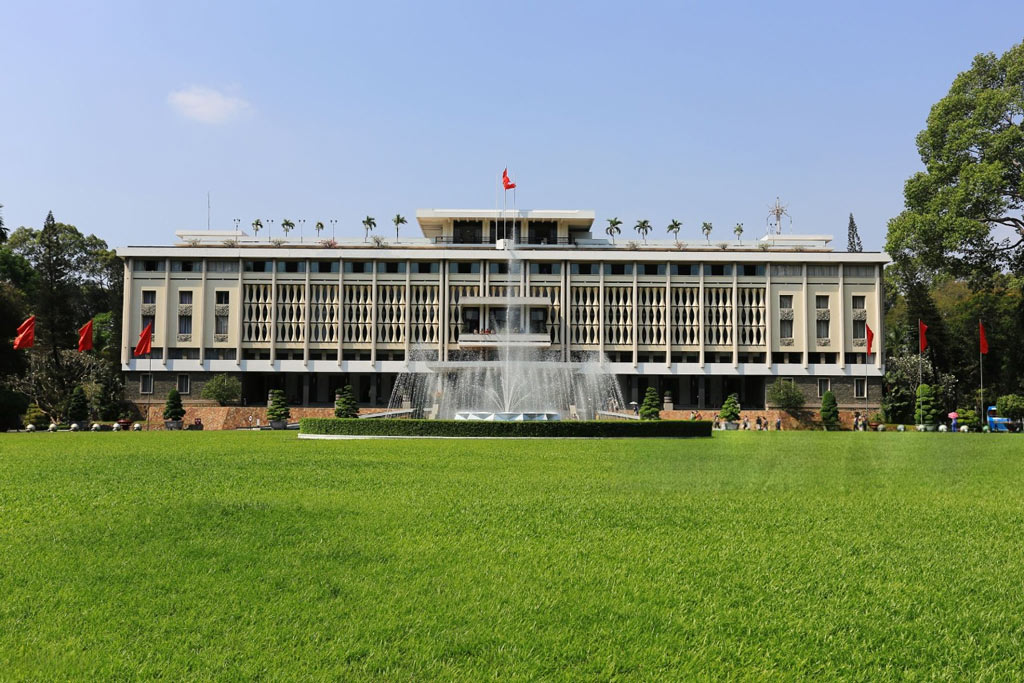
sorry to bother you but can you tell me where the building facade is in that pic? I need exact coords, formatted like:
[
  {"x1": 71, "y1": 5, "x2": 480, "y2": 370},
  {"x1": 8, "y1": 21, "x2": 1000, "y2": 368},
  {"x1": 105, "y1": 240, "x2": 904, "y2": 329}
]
[{"x1": 117, "y1": 209, "x2": 888, "y2": 413}]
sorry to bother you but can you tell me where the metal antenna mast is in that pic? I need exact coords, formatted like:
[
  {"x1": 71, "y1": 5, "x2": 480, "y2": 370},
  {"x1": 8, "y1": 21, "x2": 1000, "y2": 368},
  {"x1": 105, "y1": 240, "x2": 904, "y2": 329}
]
[{"x1": 766, "y1": 197, "x2": 791, "y2": 235}]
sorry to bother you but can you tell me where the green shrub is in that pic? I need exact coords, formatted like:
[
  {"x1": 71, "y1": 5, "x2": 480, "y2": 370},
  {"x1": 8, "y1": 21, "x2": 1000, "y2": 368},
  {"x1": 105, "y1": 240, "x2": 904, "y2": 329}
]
[
  {"x1": 300, "y1": 418, "x2": 713, "y2": 438},
  {"x1": 820, "y1": 390, "x2": 839, "y2": 429},
  {"x1": 201, "y1": 374, "x2": 242, "y2": 406},
  {"x1": 639, "y1": 386, "x2": 661, "y2": 420},
  {"x1": 24, "y1": 403, "x2": 50, "y2": 429},
  {"x1": 996, "y1": 394, "x2": 1024, "y2": 421},
  {"x1": 719, "y1": 394, "x2": 741, "y2": 423},
  {"x1": 956, "y1": 409, "x2": 979, "y2": 431},
  {"x1": 766, "y1": 378, "x2": 805, "y2": 414},
  {"x1": 334, "y1": 385, "x2": 359, "y2": 419},
  {"x1": 67, "y1": 386, "x2": 89, "y2": 424},
  {"x1": 163, "y1": 388, "x2": 185, "y2": 422},
  {"x1": 267, "y1": 389, "x2": 291, "y2": 422},
  {"x1": 915, "y1": 384, "x2": 938, "y2": 426}
]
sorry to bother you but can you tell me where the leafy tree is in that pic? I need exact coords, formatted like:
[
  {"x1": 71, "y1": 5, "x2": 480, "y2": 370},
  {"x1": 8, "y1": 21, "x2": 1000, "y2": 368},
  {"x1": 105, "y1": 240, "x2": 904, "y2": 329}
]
[
  {"x1": 886, "y1": 40, "x2": 1024, "y2": 282},
  {"x1": 201, "y1": 374, "x2": 242, "y2": 406},
  {"x1": 847, "y1": 213, "x2": 863, "y2": 252},
  {"x1": 605, "y1": 217, "x2": 622, "y2": 244},
  {"x1": 766, "y1": 378, "x2": 805, "y2": 414},
  {"x1": 820, "y1": 390, "x2": 839, "y2": 429},
  {"x1": 719, "y1": 393, "x2": 741, "y2": 422},
  {"x1": 7, "y1": 349, "x2": 101, "y2": 423},
  {"x1": 24, "y1": 403, "x2": 49, "y2": 429},
  {"x1": 334, "y1": 385, "x2": 359, "y2": 418},
  {"x1": 0, "y1": 202, "x2": 5, "y2": 243},
  {"x1": 701, "y1": 222, "x2": 713, "y2": 242},
  {"x1": 91, "y1": 364, "x2": 125, "y2": 420},
  {"x1": 957, "y1": 408, "x2": 980, "y2": 431},
  {"x1": 996, "y1": 393, "x2": 1024, "y2": 421},
  {"x1": 393, "y1": 214, "x2": 407, "y2": 240},
  {"x1": 362, "y1": 216, "x2": 376, "y2": 242},
  {"x1": 666, "y1": 219, "x2": 682, "y2": 244},
  {"x1": 163, "y1": 388, "x2": 185, "y2": 422},
  {"x1": 639, "y1": 386, "x2": 661, "y2": 420},
  {"x1": 915, "y1": 384, "x2": 938, "y2": 426},
  {"x1": 280, "y1": 218, "x2": 295, "y2": 238},
  {"x1": 634, "y1": 219, "x2": 652, "y2": 244},
  {"x1": 267, "y1": 389, "x2": 291, "y2": 422},
  {"x1": 251, "y1": 219, "x2": 263, "y2": 237},
  {"x1": 67, "y1": 386, "x2": 89, "y2": 424},
  {"x1": 733, "y1": 222, "x2": 744, "y2": 240},
  {"x1": 883, "y1": 353, "x2": 956, "y2": 424}
]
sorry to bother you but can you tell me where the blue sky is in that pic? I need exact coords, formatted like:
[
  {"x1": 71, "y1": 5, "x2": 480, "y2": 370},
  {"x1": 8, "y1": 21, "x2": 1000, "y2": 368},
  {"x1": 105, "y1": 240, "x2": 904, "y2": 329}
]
[{"x1": 2, "y1": 1, "x2": 1022, "y2": 251}]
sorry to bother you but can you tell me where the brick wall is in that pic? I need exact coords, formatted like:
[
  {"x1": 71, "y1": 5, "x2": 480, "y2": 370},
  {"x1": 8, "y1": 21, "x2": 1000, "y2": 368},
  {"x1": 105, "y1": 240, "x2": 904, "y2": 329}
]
[{"x1": 132, "y1": 403, "x2": 393, "y2": 430}]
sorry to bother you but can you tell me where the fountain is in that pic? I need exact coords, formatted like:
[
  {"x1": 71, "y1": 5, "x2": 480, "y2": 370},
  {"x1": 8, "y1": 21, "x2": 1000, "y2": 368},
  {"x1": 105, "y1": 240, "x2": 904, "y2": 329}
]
[{"x1": 388, "y1": 242, "x2": 624, "y2": 420}]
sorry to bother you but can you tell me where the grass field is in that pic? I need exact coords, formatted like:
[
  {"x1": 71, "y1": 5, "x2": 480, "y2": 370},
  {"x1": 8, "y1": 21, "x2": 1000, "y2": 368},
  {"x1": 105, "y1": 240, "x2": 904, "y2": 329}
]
[{"x1": 2, "y1": 431, "x2": 1024, "y2": 678}]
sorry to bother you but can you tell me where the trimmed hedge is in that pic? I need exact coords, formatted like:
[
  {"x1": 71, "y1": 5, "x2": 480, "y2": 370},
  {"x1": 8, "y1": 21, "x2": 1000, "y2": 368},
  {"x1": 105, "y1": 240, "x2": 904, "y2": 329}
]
[{"x1": 300, "y1": 418, "x2": 712, "y2": 438}]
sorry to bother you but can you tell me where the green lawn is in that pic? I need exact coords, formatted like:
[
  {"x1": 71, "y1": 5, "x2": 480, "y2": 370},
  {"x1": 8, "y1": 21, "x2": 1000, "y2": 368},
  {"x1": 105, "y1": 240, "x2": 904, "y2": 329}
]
[{"x1": 2, "y1": 432, "x2": 1023, "y2": 679}]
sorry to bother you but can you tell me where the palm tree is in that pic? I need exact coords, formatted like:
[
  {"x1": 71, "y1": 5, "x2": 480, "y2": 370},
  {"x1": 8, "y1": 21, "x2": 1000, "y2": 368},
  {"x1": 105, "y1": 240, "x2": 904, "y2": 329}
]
[
  {"x1": 251, "y1": 219, "x2": 263, "y2": 238},
  {"x1": 634, "y1": 219, "x2": 652, "y2": 244},
  {"x1": 315, "y1": 221, "x2": 325, "y2": 238},
  {"x1": 733, "y1": 222, "x2": 744, "y2": 240},
  {"x1": 281, "y1": 219, "x2": 295, "y2": 238},
  {"x1": 362, "y1": 216, "x2": 376, "y2": 242},
  {"x1": 666, "y1": 219, "x2": 682, "y2": 245},
  {"x1": 605, "y1": 217, "x2": 622, "y2": 244},
  {"x1": 701, "y1": 222, "x2": 713, "y2": 243},
  {"x1": 393, "y1": 214, "x2": 407, "y2": 241},
  {"x1": 0, "y1": 203, "x2": 6, "y2": 244}
]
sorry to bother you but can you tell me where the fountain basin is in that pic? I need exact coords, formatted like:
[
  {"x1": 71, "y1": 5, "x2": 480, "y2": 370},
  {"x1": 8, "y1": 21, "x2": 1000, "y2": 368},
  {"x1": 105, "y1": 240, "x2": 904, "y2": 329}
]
[{"x1": 454, "y1": 411, "x2": 561, "y2": 422}]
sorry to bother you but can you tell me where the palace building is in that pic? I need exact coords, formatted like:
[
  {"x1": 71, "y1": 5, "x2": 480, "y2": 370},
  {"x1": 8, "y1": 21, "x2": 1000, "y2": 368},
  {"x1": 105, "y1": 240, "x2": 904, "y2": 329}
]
[{"x1": 117, "y1": 209, "x2": 887, "y2": 413}]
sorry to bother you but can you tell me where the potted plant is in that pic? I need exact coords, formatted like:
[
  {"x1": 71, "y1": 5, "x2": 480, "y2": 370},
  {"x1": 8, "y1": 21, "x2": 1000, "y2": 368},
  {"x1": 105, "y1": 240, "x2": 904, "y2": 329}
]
[
  {"x1": 719, "y1": 393, "x2": 741, "y2": 430},
  {"x1": 820, "y1": 390, "x2": 840, "y2": 430},
  {"x1": 915, "y1": 384, "x2": 938, "y2": 431},
  {"x1": 163, "y1": 388, "x2": 185, "y2": 430},
  {"x1": 267, "y1": 389, "x2": 291, "y2": 430}
]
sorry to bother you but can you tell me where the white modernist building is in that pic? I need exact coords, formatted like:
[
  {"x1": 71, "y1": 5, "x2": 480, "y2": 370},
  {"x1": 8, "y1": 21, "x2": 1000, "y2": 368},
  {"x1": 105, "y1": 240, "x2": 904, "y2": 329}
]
[{"x1": 117, "y1": 209, "x2": 888, "y2": 412}]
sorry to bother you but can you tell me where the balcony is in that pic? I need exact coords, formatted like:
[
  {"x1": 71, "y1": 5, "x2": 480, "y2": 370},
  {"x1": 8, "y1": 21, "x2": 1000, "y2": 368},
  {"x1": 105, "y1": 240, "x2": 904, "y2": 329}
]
[{"x1": 457, "y1": 332, "x2": 551, "y2": 349}]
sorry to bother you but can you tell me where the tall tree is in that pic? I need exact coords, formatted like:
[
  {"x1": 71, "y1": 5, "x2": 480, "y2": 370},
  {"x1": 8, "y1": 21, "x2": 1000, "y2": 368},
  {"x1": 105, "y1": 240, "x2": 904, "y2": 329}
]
[
  {"x1": 634, "y1": 219, "x2": 651, "y2": 244},
  {"x1": 847, "y1": 213, "x2": 863, "y2": 252},
  {"x1": 0, "y1": 203, "x2": 6, "y2": 243},
  {"x1": 666, "y1": 219, "x2": 682, "y2": 245},
  {"x1": 605, "y1": 217, "x2": 622, "y2": 244},
  {"x1": 393, "y1": 214, "x2": 407, "y2": 240},
  {"x1": 886, "y1": 40, "x2": 1024, "y2": 282},
  {"x1": 362, "y1": 216, "x2": 376, "y2": 242}
]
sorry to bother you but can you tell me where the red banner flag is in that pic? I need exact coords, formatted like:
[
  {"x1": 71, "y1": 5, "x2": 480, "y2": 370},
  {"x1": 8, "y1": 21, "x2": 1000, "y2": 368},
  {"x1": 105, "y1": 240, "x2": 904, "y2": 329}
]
[
  {"x1": 866, "y1": 323, "x2": 874, "y2": 356},
  {"x1": 979, "y1": 321, "x2": 988, "y2": 355},
  {"x1": 133, "y1": 322, "x2": 153, "y2": 357},
  {"x1": 502, "y1": 168, "x2": 516, "y2": 190},
  {"x1": 919, "y1": 319, "x2": 928, "y2": 353},
  {"x1": 77, "y1": 319, "x2": 94, "y2": 352},
  {"x1": 13, "y1": 316, "x2": 35, "y2": 350}
]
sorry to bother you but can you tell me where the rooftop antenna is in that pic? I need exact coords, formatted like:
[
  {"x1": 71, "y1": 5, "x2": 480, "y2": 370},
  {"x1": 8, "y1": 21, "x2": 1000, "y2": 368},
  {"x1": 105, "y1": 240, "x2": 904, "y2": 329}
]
[{"x1": 766, "y1": 196, "x2": 791, "y2": 235}]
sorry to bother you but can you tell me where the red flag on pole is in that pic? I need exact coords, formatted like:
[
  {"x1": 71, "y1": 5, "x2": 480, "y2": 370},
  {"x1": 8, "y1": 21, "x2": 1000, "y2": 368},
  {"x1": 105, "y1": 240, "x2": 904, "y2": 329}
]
[
  {"x1": 133, "y1": 322, "x2": 153, "y2": 357},
  {"x1": 13, "y1": 316, "x2": 35, "y2": 350},
  {"x1": 919, "y1": 319, "x2": 928, "y2": 352},
  {"x1": 979, "y1": 321, "x2": 988, "y2": 355},
  {"x1": 502, "y1": 168, "x2": 516, "y2": 190},
  {"x1": 866, "y1": 324, "x2": 874, "y2": 356},
  {"x1": 77, "y1": 319, "x2": 94, "y2": 352}
]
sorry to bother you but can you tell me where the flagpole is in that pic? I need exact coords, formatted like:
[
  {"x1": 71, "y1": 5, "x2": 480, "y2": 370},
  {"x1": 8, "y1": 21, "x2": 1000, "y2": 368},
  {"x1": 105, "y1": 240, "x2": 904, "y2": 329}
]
[
  {"x1": 864, "y1": 352, "x2": 868, "y2": 427},
  {"x1": 979, "y1": 319, "x2": 984, "y2": 427},
  {"x1": 147, "y1": 352, "x2": 152, "y2": 431}
]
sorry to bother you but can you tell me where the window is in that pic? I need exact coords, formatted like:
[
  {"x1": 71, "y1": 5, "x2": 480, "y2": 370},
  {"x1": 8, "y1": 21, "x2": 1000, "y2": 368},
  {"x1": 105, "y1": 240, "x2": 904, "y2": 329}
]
[
  {"x1": 528, "y1": 221, "x2": 558, "y2": 244},
  {"x1": 529, "y1": 308, "x2": 547, "y2": 334},
  {"x1": 449, "y1": 262, "x2": 480, "y2": 274},
  {"x1": 489, "y1": 261, "x2": 521, "y2": 274},
  {"x1": 779, "y1": 294, "x2": 793, "y2": 308},
  {"x1": 703, "y1": 264, "x2": 732, "y2": 276},
  {"x1": 140, "y1": 374, "x2": 153, "y2": 394},
  {"x1": 133, "y1": 259, "x2": 165, "y2": 272},
  {"x1": 177, "y1": 375, "x2": 190, "y2": 394},
  {"x1": 178, "y1": 315, "x2": 192, "y2": 335},
  {"x1": 808, "y1": 265, "x2": 839, "y2": 277},
  {"x1": 215, "y1": 314, "x2": 229, "y2": 335},
  {"x1": 779, "y1": 319, "x2": 794, "y2": 339},
  {"x1": 142, "y1": 290, "x2": 156, "y2": 305},
  {"x1": 852, "y1": 295, "x2": 865, "y2": 309},
  {"x1": 412, "y1": 262, "x2": 439, "y2": 274},
  {"x1": 739, "y1": 264, "x2": 765, "y2": 276},
  {"x1": 604, "y1": 263, "x2": 633, "y2": 275},
  {"x1": 529, "y1": 263, "x2": 560, "y2": 275},
  {"x1": 244, "y1": 260, "x2": 270, "y2": 273},
  {"x1": 855, "y1": 378, "x2": 867, "y2": 399},
  {"x1": 344, "y1": 261, "x2": 371, "y2": 274},
  {"x1": 452, "y1": 220, "x2": 483, "y2": 244},
  {"x1": 671, "y1": 264, "x2": 697, "y2": 276},
  {"x1": 853, "y1": 319, "x2": 866, "y2": 339},
  {"x1": 216, "y1": 291, "x2": 230, "y2": 305},
  {"x1": 277, "y1": 261, "x2": 305, "y2": 273},
  {"x1": 311, "y1": 261, "x2": 339, "y2": 273},
  {"x1": 846, "y1": 265, "x2": 875, "y2": 278},
  {"x1": 171, "y1": 260, "x2": 199, "y2": 272},
  {"x1": 637, "y1": 263, "x2": 665, "y2": 276},
  {"x1": 770, "y1": 264, "x2": 802, "y2": 277},
  {"x1": 142, "y1": 315, "x2": 155, "y2": 335},
  {"x1": 817, "y1": 378, "x2": 830, "y2": 397},
  {"x1": 377, "y1": 262, "x2": 406, "y2": 274},
  {"x1": 179, "y1": 291, "x2": 193, "y2": 305},
  {"x1": 816, "y1": 319, "x2": 830, "y2": 338},
  {"x1": 207, "y1": 260, "x2": 239, "y2": 273},
  {"x1": 571, "y1": 263, "x2": 598, "y2": 275},
  {"x1": 815, "y1": 295, "x2": 829, "y2": 309}
]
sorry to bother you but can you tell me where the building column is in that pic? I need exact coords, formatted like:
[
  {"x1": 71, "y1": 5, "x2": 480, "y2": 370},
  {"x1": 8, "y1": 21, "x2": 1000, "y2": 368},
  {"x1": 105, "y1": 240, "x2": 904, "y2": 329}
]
[
  {"x1": 732, "y1": 262, "x2": 739, "y2": 368},
  {"x1": 121, "y1": 260, "x2": 133, "y2": 367},
  {"x1": 698, "y1": 262, "x2": 705, "y2": 368},
  {"x1": 302, "y1": 374, "x2": 310, "y2": 406},
  {"x1": 802, "y1": 263, "x2": 810, "y2": 368}
]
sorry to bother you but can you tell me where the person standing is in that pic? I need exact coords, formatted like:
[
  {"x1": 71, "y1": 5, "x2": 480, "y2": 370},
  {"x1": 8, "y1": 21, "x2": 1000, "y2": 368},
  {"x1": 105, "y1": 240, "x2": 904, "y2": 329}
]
[{"x1": 775, "y1": 416, "x2": 782, "y2": 431}]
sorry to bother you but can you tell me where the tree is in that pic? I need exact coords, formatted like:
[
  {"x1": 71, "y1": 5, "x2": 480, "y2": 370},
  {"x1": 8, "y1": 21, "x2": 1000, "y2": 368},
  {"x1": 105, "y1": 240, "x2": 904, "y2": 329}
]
[
  {"x1": 251, "y1": 219, "x2": 263, "y2": 237},
  {"x1": 639, "y1": 386, "x2": 661, "y2": 420},
  {"x1": 996, "y1": 394, "x2": 1024, "y2": 422},
  {"x1": 0, "y1": 202, "x2": 6, "y2": 243},
  {"x1": 701, "y1": 222, "x2": 713, "y2": 243},
  {"x1": 605, "y1": 217, "x2": 622, "y2": 244},
  {"x1": 733, "y1": 222, "x2": 744, "y2": 240},
  {"x1": 24, "y1": 404, "x2": 49, "y2": 430},
  {"x1": 201, "y1": 374, "x2": 242, "y2": 406},
  {"x1": 719, "y1": 393, "x2": 741, "y2": 422},
  {"x1": 7, "y1": 348, "x2": 102, "y2": 423},
  {"x1": 91, "y1": 363, "x2": 125, "y2": 420},
  {"x1": 334, "y1": 385, "x2": 359, "y2": 418},
  {"x1": 915, "y1": 384, "x2": 938, "y2": 426},
  {"x1": 281, "y1": 219, "x2": 295, "y2": 238},
  {"x1": 163, "y1": 388, "x2": 185, "y2": 422},
  {"x1": 393, "y1": 214, "x2": 407, "y2": 240},
  {"x1": 362, "y1": 216, "x2": 376, "y2": 242},
  {"x1": 766, "y1": 378, "x2": 805, "y2": 414},
  {"x1": 883, "y1": 353, "x2": 957, "y2": 424},
  {"x1": 67, "y1": 386, "x2": 89, "y2": 424},
  {"x1": 847, "y1": 213, "x2": 863, "y2": 253},
  {"x1": 267, "y1": 389, "x2": 291, "y2": 422},
  {"x1": 886, "y1": 41, "x2": 1024, "y2": 282},
  {"x1": 634, "y1": 219, "x2": 652, "y2": 244},
  {"x1": 820, "y1": 390, "x2": 839, "y2": 429},
  {"x1": 314, "y1": 221, "x2": 325, "y2": 239},
  {"x1": 667, "y1": 219, "x2": 682, "y2": 245}
]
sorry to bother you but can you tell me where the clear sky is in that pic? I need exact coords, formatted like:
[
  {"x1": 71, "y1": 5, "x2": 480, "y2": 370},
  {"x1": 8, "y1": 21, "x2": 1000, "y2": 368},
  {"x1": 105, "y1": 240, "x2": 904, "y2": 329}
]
[{"x1": 2, "y1": 1, "x2": 1022, "y2": 251}]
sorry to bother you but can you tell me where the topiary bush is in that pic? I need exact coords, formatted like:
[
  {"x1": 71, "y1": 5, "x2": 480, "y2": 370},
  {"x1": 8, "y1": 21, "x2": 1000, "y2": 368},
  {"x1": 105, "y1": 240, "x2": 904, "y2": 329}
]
[
  {"x1": 820, "y1": 390, "x2": 839, "y2": 429},
  {"x1": 719, "y1": 393, "x2": 741, "y2": 423},
  {"x1": 766, "y1": 378, "x2": 805, "y2": 414},
  {"x1": 267, "y1": 389, "x2": 291, "y2": 422},
  {"x1": 163, "y1": 388, "x2": 185, "y2": 422},
  {"x1": 300, "y1": 418, "x2": 712, "y2": 438},
  {"x1": 201, "y1": 374, "x2": 242, "y2": 406},
  {"x1": 334, "y1": 385, "x2": 359, "y2": 418},
  {"x1": 67, "y1": 386, "x2": 89, "y2": 425},
  {"x1": 957, "y1": 408, "x2": 979, "y2": 431},
  {"x1": 915, "y1": 384, "x2": 938, "y2": 426},
  {"x1": 24, "y1": 403, "x2": 50, "y2": 430},
  {"x1": 639, "y1": 386, "x2": 661, "y2": 420}
]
